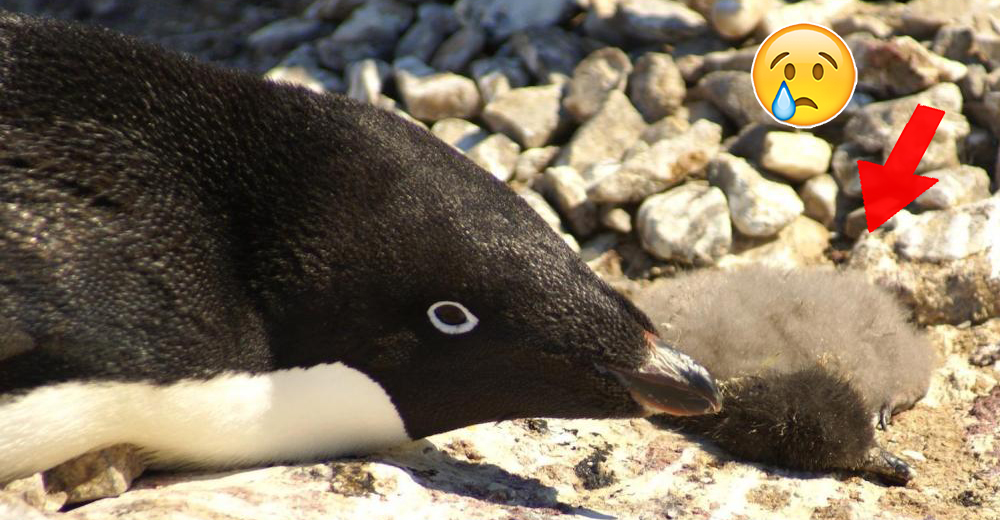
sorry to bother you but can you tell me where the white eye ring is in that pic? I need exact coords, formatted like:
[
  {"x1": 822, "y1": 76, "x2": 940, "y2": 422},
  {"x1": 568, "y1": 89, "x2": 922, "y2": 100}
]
[{"x1": 427, "y1": 301, "x2": 479, "y2": 335}]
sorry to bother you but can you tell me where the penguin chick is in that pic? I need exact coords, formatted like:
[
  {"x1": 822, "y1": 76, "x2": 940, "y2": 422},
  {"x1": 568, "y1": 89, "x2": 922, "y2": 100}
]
[
  {"x1": 635, "y1": 266, "x2": 935, "y2": 484},
  {"x1": 635, "y1": 266, "x2": 935, "y2": 428},
  {"x1": 657, "y1": 366, "x2": 913, "y2": 484},
  {"x1": 0, "y1": 12, "x2": 720, "y2": 481}
]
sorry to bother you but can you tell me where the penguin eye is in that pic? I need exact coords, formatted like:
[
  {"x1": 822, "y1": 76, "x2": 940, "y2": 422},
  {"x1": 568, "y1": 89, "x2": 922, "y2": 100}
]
[{"x1": 427, "y1": 301, "x2": 478, "y2": 335}]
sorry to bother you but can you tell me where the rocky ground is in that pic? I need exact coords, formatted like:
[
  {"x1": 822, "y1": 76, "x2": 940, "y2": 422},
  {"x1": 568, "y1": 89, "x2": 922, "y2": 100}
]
[{"x1": 1, "y1": 0, "x2": 999, "y2": 518}]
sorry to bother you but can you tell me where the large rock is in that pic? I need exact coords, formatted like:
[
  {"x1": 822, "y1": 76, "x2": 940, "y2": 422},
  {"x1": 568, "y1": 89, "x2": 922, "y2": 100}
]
[
  {"x1": 482, "y1": 84, "x2": 567, "y2": 149},
  {"x1": 588, "y1": 120, "x2": 723, "y2": 203},
  {"x1": 394, "y1": 57, "x2": 482, "y2": 122},
  {"x1": 709, "y1": 153, "x2": 804, "y2": 237},
  {"x1": 628, "y1": 52, "x2": 686, "y2": 122},
  {"x1": 563, "y1": 48, "x2": 633, "y2": 122},
  {"x1": 851, "y1": 197, "x2": 1000, "y2": 324},
  {"x1": 637, "y1": 182, "x2": 732, "y2": 264},
  {"x1": 914, "y1": 165, "x2": 992, "y2": 210},
  {"x1": 555, "y1": 90, "x2": 645, "y2": 173},
  {"x1": 843, "y1": 83, "x2": 969, "y2": 174}
]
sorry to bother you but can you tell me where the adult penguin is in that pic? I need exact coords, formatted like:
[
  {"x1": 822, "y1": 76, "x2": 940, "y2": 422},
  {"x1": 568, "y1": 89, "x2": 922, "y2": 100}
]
[{"x1": 0, "y1": 12, "x2": 720, "y2": 481}]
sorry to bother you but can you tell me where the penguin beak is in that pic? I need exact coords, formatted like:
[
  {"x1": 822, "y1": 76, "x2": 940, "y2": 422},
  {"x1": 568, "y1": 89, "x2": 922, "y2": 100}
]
[{"x1": 609, "y1": 333, "x2": 722, "y2": 416}]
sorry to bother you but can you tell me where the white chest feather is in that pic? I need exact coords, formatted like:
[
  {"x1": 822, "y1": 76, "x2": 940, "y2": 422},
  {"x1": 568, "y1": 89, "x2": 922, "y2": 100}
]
[{"x1": 0, "y1": 363, "x2": 410, "y2": 480}]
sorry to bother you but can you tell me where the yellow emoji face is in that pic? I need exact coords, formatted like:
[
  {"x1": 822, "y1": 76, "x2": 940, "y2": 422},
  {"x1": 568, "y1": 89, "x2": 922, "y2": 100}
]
[{"x1": 751, "y1": 23, "x2": 856, "y2": 128}]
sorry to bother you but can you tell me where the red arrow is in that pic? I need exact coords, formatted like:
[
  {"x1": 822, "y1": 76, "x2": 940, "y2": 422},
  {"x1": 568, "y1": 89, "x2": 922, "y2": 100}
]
[{"x1": 857, "y1": 104, "x2": 943, "y2": 233}]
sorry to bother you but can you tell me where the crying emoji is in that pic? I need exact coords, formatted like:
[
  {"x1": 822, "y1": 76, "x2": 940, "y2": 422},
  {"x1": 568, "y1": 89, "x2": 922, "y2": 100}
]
[{"x1": 751, "y1": 24, "x2": 856, "y2": 128}]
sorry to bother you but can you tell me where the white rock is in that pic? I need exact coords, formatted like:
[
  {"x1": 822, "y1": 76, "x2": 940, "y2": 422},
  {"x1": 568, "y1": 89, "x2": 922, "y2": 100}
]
[
  {"x1": 556, "y1": 90, "x2": 646, "y2": 173},
  {"x1": 914, "y1": 165, "x2": 992, "y2": 210},
  {"x1": 895, "y1": 198, "x2": 1000, "y2": 262},
  {"x1": 761, "y1": 132, "x2": 833, "y2": 182},
  {"x1": 709, "y1": 153, "x2": 804, "y2": 237},
  {"x1": 514, "y1": 146, "x2": 560, "y2": 183},
  {"x1": 543, "y1": 166, "x2": 598, "y2": 237},
  {"x1": 711, "y1": 0, "x2": 772, "y2": 39},
  {"x1": 394, "y1": 57, "x2": 481, "y2": 122},
  {"x1": 564, "y1": 48, "x2": 633, "y2": 122},
  {"x1": 346, "y1": 59, "x2": 391, "y2": 104},
  {"x1": 465, "y1": 134, "x2": 521, "y2": 182},
  {"x1": 637, "y1": 182, "x2": 732, "y2": 264},
  {"x1": 482, "y1": 84, "x2": 566, "y2": 148},
  {"x1": 798, "y1": 174, "x2": 838, "y2": 229}
]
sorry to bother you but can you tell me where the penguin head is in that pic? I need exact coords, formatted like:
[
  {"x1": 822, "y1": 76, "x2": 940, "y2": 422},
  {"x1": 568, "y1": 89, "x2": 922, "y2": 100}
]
[{"x1": 268, "y1": 106, "x2": 721, "y2": 440}]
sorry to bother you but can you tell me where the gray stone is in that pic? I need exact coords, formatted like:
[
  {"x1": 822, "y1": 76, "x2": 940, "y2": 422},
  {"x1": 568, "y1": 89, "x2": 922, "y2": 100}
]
[
  {"x1": 470, "y1": 57, "x2": 531, "y2": 103},
  {"x1": 582, "y1": 0, "x2": 625, "y2": 46},
  {"x1": 798, "y1": 174, "x2": 838, "y2": 229},
  {"x1": 760, "y1": 132, "x2": 833, "y2": 182},
  {"x1": 711, "y1": 0, "x2": 772, "y2": 39},
  {"x1": 247, "y1": 18, "x2": 327, "y2": 56},
  {"x1": 430, "y1": 118, "x2": 489, "y2": 152},
  {"x1": 482, "y1": 83, "x2": 566, "y2": 149},
  {"x1": 394, "y1": 57, "x2": 482, "y2": 122},
  {"x1": 431, "y1": 26, "x2": 486, "y2": 73},
  {"x1": 637, "y1": 182, "x2": 732, "y2": 264},
  {"x1": 454, "y1": 0, "x2": 576, "y2": 42},
  {"x1": 579, "y1": 232, "x2": 620, "y2": 263},
  {"x1": 844, "y1": 206, "x2": 871, "y2": 240},
  {"x1": 556, "y1": 90, "x2": 645, "y2": 173},
  {"x1": 394, "y1": 3, "x2": 460, "y2": 63},
  {"x1": 346, "y1": 58, "x2": 391, "y2": 104},
  {"x1": 683, "y1": 99, "x2": 729, "y2": 129},
  {"x1": 844, "y1": 83, "x2": 969, "y2": 174},
  {"x1": 589, "y1": 120, "x2": 723, "y2": 203},
  {"x1": 510, "y1": 27, "x2": 589, "y2": 81},
  {"x1": 628, "y1": 52, "x2": 685, "y2": 122},
  {"x1": 600, "y1": 206, "x2": 633, "y2": 234},
  {"x1": 914, "y1": 166, "x2": 992, "y2": 210},
  {"x1": 515, "y1": 187, "x2": 580, "y2": 251},
  {"x1": 611, "y1": 0, "x2": 708, "y2": 44},
  {"x1": 316, "y1": 38, "x2": 386, "y2": 71},
  {"x1": 514, "y1": 146, "x2": 560, "y2": 184},
  {"x1": 831, "y1": 142, "x2": 876, "y2": 198},
  {"x1": 564, "y1": 48, "x2": 633, "y2": 122},
  {"x1": 895, "y1": 198, "x2": 1000, "y2": 262},
  {"x1": 542, "y1": 166, "x2": 598, "y2": 237},
  {"x1": 709, "y1": 153, "x2": 804, "y2": 237},
  {"x1": 465, "y1": 133, "x2": 522, "y2": 182},
  {"x1": 848, "y1": 33, "x2": 968, "y2": 97},
  {"x1": 696, "y1": 71, "x2": 771, "y2": 127},
  {"x1": 304, "y1": 0, "x2": 365, "y2": 21}
]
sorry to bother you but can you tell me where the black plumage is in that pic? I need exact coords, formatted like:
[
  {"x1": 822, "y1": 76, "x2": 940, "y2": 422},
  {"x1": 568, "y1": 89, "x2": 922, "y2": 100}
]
[{"x1": 636, "y1": 267, "x2": 935, "y2": 484}]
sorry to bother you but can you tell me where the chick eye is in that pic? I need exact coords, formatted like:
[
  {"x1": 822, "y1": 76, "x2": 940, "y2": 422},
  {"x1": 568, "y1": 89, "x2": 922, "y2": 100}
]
[
  {"x1": 813, "y1": 63, "x2": 824, "y2": 80},
  {"x1": 784, "y1": 63, "x2": 795, "y2": 80},
  {"x1": 428, "y1": 301, "x2": 478, "y2": 334}
]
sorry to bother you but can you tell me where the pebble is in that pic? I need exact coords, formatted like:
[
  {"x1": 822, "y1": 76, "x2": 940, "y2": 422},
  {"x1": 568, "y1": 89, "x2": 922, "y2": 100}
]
[
  {"x1": 394, "y1": 3, "x2": 460, "y2": 63},
  {"x1": 760, "y1": 132, "x2": 833, "y2": 182},
  {"x1": 515, "y1": 187, "x2": 580, "y2": 252},
  {"x1": 710, "y1": 0, "x2": 771, "y2": 40},
  {"x1": 393, "y1": 57, "x2": 481, "y2": 122},
  {"x1": 431, "y1": 25, "x2": 486, "y2": 73},
  {"x1": 543, "y1": 166, "x2": 598, "y2": 237},
  {"x1": 637, "y1": 182, "x2": 732, "y2": 265},
  {"x1": 611, "y1": 0, "x2": 708, "y2": 44},
  {"x1": 600, "y1": 206, "x2": 633, "y2": 234},
  {"x1": 430, "y1": 118, "x2": 489, "y2": 152},
  {"x1": 247, "y1": 18, "x2": 328, "y2": 56},
  {"x1": 914, "y1": 166, "x2": 992, "y2": 210},
  {"x1": 759, "y1": 0, "x2": 854, "y2": 37},
  {"x1": 511, "y1": 27, "x2": 589, "y2": 81},
  {"x1": 482, "y1": 83, "x2": 567, "y2": 149},
  {"x1": 465, "y1": 133, "x2": 522, "y2": 182},
  {"x1": 514, "y1": 146, "x2": 561, "y2": 184},
  {"x1": 328, "y1": 0, "x2": 413, "y2": 44},
  {"x1": 798, "y1": 174, "x2": 839, "y2": 229},
  {"x1": 454, "y1": 0, "x2": 576, "y2": 42},
  {"x1": 718, "y1": 215, "x2": 832, "y2": 270},
  {"x1": 346, "y1": 58, "x2": 391, "y2": 104},
  {"x1": 895, "y1": 198, "x2": 1000, "y2": 262},
  {"x1": 696, "y1": 71, "x2": 772, "y2": 127},
  {"x1": 564, "y1": 48, "x2": 633, "y2": 123},
  {"x1": 709, "y1": 153, "x2": 804, "y2": 237},
  {"x1": 556, "y1": 90, "x2": 646, "y2": 173},
  {"x1": 849, "y1": 34, "x2": 968, "y2": 97},
  {"x1": 470, "y1": 57, "x2": 531, "y2": 103},
  {"x1": 628, "y1": 52, "x2": 686, "y2": 122},
  {"x1": 304, "y1": 0, "x2": 365, "y2": 21}
]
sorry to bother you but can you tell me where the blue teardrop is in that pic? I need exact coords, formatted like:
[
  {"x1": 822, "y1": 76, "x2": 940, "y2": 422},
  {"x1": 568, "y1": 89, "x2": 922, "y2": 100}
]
[{"x1": 771, "y1": 81, "x2": 795, "y2": 121}]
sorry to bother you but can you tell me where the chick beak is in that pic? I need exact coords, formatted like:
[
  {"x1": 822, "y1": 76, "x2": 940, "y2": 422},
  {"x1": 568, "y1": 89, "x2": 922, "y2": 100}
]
[{"x1": 609, "y1": 332, "x2": 721, "y2": 416}]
